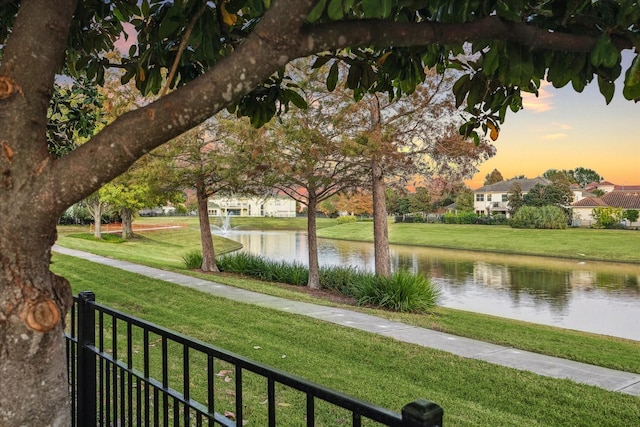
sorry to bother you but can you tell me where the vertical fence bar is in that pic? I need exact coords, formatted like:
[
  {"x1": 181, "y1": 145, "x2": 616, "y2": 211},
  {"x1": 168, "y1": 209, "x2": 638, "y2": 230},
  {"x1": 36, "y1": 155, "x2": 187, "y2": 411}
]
[{"x1": 77, "y1": 291, "x2": 97, "y2": 427}]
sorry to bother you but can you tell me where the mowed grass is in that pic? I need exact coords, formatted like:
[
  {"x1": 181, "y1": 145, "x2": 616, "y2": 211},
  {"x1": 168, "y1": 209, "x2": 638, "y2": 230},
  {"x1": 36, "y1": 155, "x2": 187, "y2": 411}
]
[
  {"x1": 55, "y1": 221, "x2": 640, "y2": 373},
  {"x1": 317, "y1": 222, "x2": 640, "y2": 263},
  {"x1": 56, "y1": 226, "x2": 242, "y2": 270},
  {"x1": 51, "y1": 254, "x2": 640, "y2": 427}
]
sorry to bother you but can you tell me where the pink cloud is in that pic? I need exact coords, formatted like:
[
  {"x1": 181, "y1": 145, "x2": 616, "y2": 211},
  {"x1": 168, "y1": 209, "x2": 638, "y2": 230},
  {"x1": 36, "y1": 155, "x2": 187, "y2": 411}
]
[{"x1": 522, "y1": 82, "x2": 553, "y2": 113}]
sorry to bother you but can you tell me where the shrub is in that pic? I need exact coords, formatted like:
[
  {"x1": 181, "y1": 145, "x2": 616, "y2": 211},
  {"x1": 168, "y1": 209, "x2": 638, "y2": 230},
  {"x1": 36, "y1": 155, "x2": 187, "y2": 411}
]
[
  {"x1": 459, "y1": 211, "x2": 479, "y2": 224},
  {"x1": 319, "y1": 265, "x2": 363, "y2": 294},
  {"x1": 510, "y1": 205, "x2": 567, "y2": 229},
  {"x1": 442, "y1": 212, "x2": 479, "y2": 224},
  {"x1": 217, "y1": 252, "x2": 309, "y2": 285},
  {"x1": 350, "y1": 270, "x2": 440, "y2": 313},
  {"x1": 216, "y1": 253, "x2": 440, "y2": 312},
  {"x1": 182, "y1": 250, "x2": 203, "y2": 269},
  {"x1": 442, "y1": 213, "x2": 459, "y2": 224},
  {"x1": 336, "y1": 215, "x2": 357, "y2": 224},
  {"x1": 592, "y1": 207, "x2": 624, "y2": 229}
]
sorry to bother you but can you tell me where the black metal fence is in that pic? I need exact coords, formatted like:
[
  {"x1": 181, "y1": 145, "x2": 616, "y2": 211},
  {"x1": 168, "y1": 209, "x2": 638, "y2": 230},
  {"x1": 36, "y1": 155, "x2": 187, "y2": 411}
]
[{"x1": 66, "y1": 291, "x2": 443, "y2": 426}]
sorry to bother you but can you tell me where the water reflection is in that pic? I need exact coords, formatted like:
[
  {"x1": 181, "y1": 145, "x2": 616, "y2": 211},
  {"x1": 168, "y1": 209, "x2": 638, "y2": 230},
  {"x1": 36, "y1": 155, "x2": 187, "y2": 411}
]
[{"x1": 218, "y1": 230, "x2": 640, "y2": 341}]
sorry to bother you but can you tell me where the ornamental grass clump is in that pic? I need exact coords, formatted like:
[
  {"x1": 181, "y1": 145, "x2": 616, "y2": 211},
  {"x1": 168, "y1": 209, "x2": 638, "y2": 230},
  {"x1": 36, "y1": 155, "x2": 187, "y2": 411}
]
[
  {"x1": 182, "y1": 250, "x2": 203, "y2": 270},
  {"x1": 217, "y1": 252, "x2": 308, "y2": 285},
  {"x1": 214, "y1": 253, "x2": 439, "y2": 312},
  {"x1": 352, "y1": 270, "x2": 440, "y2": 313},
  {"x1": 319, "y1": 265, "x2": 362, "y2": 294}
]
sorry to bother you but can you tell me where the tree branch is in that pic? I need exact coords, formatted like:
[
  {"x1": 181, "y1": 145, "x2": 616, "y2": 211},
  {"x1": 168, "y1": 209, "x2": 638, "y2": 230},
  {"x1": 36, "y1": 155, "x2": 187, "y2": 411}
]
[
  {"x1": 299, "y1": 16, "x2": 632, "y2": 56},
  {"x1": 52, "y1": 0, "x2": 316, "y2": 211}
]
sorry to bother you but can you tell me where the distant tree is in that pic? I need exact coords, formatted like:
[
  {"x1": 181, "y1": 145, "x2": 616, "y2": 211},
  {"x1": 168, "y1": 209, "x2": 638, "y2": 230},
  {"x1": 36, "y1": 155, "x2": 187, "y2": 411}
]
[
  {"x1": 384, "y1": 187, "x2": 403, "y2": 215},
  {"x1": 260, "y1": 67, "x2": 370, "y2": 288},
  {"x1": 507, "y1": 183, "x2": 524, "y2": 216},
  {"x1": 84, "y1": 192, "x2": 112, "y2": 238},
  {"x1": 573, "y1": 167, "x2": 603, "y2": 187},
  {"x1": 318, "y1": 197, "x2": 338, "y2": 217},
  {"x1": 148, "y1": 116, "x2": 264, "y2": 272},
  {"x1": 455, "y1": 189, "x2": 475, "y2": 212},
  {"x1": 523, "y1": 183, "x2": 572, "y2": 208},
  {"x1": 484, "y1": 169, "x2": 504, "y2": 185},
  {"x1": 397, "y1": 198, "x2": 411, "y2": 216},
  {"x1": 512, "y1": 174, "x2": 527, "y2": 179},
  {"x1": 543, "y1": 169, "x2": 574, "y2": 187},
  {"x1": 336, "y1": 191, "x2": 373, "y2": 216},
  {"x1": 408, "y1": 187, "x2": 432, "y2": 217},
  {"x1": 592, "y1": 189, "x2": 606, "y2": 197},
  {"x1": 99, "y1": 182, "x2": 153, "y2": 239}
]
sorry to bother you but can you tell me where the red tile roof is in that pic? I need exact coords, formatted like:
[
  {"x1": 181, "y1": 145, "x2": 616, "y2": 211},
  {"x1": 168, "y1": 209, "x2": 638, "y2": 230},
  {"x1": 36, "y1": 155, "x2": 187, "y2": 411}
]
[
  {"x1": 600, "y1": 191, "x2": 640, "y2": 209},
  {"x1": 571, "y1": 197, "x2": 608, "y2": 207}
]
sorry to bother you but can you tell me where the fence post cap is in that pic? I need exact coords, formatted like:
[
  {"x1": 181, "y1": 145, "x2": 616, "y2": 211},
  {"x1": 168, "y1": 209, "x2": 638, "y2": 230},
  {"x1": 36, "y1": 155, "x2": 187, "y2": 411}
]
[
  {"x1": 78, "y1": 291, "x2": 95, "y2": 301},
  {"x1": 401, "y1": 399, "x2": 443, "y2": 427}
]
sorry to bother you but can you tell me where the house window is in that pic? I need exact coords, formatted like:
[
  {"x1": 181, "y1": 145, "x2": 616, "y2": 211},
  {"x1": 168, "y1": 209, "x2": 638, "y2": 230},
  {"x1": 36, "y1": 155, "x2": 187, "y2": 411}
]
[
  {"x1": 502, "y1": 194, "x2": 508, "y2": 202},
  {"x1": 475, "y1": 194, "x2": 484, "y2": 202},
  {"x1": 487, "y1": 194, "x2": 492, "y2": 202}
]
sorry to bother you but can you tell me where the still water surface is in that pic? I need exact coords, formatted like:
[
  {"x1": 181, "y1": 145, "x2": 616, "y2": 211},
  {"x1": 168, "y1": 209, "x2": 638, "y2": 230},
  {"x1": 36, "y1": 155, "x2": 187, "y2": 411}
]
[{"x1": 218, "y1": 230, "x2": 640, "y2": 341}]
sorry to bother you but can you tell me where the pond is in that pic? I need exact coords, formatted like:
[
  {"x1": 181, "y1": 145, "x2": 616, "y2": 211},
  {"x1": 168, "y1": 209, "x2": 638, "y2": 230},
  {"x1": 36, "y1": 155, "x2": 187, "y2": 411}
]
[{"x1": 216, "y1": 230, "x2": 640, "y2": 341}]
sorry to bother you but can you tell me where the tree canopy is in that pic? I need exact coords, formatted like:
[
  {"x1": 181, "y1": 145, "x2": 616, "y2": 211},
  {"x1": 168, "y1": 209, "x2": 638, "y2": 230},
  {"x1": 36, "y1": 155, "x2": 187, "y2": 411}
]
[{"x1": 1, "y1": 1, "x2": 639, "y2": 425}]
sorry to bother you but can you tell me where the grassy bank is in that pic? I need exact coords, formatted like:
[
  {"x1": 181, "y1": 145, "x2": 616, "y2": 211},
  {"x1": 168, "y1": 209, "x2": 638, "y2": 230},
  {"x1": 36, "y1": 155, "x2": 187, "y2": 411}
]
[
  {"x1": 56, "y1": 227, "x2": 242, "y2": 270},
  {"x1": 317, "y1": 222, "x2": 640, "y2": 263},
  {"x1": 51, "y1": 254, "x2": 640, "y2": 427}
]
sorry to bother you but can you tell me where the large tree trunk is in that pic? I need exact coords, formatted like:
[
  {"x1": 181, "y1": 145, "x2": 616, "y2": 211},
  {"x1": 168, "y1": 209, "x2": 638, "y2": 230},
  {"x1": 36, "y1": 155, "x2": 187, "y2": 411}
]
[
  {"x1": 121, "y1": 208, "x2": 134, "y2": 239},
  {"x1": 307, "y1": 195, "x2": 321, "y2": 289},
  {"x1": 197, "y1": 186, "x2": 218, "y2": 272},
  {"x1": 372, "y1": 160, "x2": 392, "y2": 277},
  {"x1": 0, "y1": 218, "x2": 73, "y2": 426}
]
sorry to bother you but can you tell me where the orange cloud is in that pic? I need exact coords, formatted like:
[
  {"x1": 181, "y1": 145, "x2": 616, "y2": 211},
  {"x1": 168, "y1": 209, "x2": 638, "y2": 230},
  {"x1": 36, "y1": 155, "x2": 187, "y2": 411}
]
[{"x1": 542, "y1": 133, "x2": 567, "y2": 140}]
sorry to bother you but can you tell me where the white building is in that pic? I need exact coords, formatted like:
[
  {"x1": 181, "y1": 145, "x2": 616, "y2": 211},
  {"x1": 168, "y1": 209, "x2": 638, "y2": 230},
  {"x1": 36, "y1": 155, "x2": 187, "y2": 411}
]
[
  {"x1": 472, "y1": 177, "x2": 551, "y2": 217},
  {"x1": 208, "y1": 194, "x2": 297, "y2": 217}
]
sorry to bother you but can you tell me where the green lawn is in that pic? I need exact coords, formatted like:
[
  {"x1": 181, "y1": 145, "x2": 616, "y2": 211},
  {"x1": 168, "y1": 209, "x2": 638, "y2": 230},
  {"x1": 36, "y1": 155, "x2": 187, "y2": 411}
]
[
  {"x1": 56, "y1": 227, "x2": 242, "y2": 270},
  {"x1": 317, "y1": 222, "x2": 640, "y2": 263},
  {"x1": 51, "y1": 254, "x2": 640, "y2": 427},
  {"x1": 55, "y1": 221, "x2": 640, "y2": 374}
]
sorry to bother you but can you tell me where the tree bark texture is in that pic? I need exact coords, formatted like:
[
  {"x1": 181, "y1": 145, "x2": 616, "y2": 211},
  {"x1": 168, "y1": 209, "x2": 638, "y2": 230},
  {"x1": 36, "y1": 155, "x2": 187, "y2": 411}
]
[
  {"x1": 121, "y1": 208, "x2": 134, "y2": 240},
  {"x1": 93, "y1": 204, "x2": 103, "y2": 239},
  {"x1": 307, "y1": 195, "x2": 321, "y2": 289},
  {"x1": 197, "y1": 184, "x2": 218, "y2": 272},
  {"x1": 372, "y1": 160, "x2": 391, "y2": 277}
]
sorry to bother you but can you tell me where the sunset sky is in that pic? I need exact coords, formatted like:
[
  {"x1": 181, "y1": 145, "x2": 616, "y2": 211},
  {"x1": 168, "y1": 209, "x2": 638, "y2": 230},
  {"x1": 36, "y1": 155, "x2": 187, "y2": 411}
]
[{"x1": 465, "y1": 52, "x2": 640, "y2": 189}]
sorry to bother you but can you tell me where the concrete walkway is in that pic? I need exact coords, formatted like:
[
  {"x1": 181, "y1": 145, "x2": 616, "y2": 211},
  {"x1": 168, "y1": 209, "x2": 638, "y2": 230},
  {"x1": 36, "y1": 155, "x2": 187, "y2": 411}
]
[{"x1": 53, "y1": 245, "x2": 640, "y2": 397}]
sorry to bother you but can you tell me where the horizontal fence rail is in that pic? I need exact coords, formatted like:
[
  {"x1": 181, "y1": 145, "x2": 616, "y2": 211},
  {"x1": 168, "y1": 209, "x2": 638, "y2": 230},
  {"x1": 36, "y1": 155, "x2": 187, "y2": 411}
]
[{"x1": 66, "y1": 291, "x2": 443, "y2": 426}]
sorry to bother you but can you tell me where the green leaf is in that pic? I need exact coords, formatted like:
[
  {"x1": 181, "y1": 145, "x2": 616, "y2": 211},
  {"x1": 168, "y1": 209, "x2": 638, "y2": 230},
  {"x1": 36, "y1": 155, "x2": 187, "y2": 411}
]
[
  {"x1": 312, "y1": 55, "x2": 331, "y2": 69},
  {"x1": 362, "y1": 0, "x2": 392, "y2": 19},
  {"x1": 346, "y1": 64, "x2": 362, "y2": 89},
  {"x1": 328, "y1": 0, "x2": 344, "y2": 20},
  {"x1": 286, "y1": 89, "x2": 308, "y2": 109},
  {"x1": 452, "y1": 74, "x2": 471, "y2": 108},
  {"x1": 590, "y1": 35, "x2": 619, "y2": 68},
  {"x1": 597, "y1": 75, "x2": 615, "y2": 104},
  {"x1": 327, "y1": 61, "x2": 339, "y2": 91},
  {"x1": 307, "y1": 0, "x2": 326, "y2": 22},
  {"x1": 623, "y1": 56, "x2": 640, "y2": 101},
  {"x1": 625, "y1": 55, "x2": 640, "y2": 87},
  {"x1": 483, "y1": 47, "x2": 500, "y2": 76}
]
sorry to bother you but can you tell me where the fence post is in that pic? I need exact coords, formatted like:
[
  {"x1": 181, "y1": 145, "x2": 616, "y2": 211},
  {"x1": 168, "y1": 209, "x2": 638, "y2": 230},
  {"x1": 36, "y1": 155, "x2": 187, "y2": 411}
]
[
  {"x1": 401, "y1": 399, "x2": 443, "y2": 427},
  {"x1": 77, "y1": 291, "x2": 97, "y2": 427}
]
